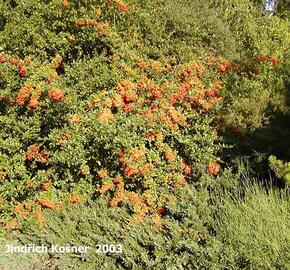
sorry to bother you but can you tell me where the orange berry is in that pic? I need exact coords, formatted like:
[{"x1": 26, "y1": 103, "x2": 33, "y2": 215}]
[
  {"x1": 36, "y1": 199, "x2": 56, "y2": 209},
  {"x1": 164, "y1": 149, "x2": 175, "y2": 161},
  {"x1": 207, "y1": 162, "x2": 220, "y2": 175},
  {"x1": 117, "y1": 1, "x2": 128, "y2": 12},
  {"x1": 42, "y1": 181, "x2": 51, "y2": 191},
  {"x1": 38, "y1": 150, "x2": 49, "y2": 164},
  {"x1": 26, "y1": 144, "x2": 39, "y2": 161},
  {"x1": 48, "y1": 88, "x2": 64, "y2": 101},
  {"x1": 35, "y1": 209, "x2": 45, "y2": 226},
  {"x1": 97, "y1": 169, "x2": 108, "y2": 179},
  {"x1": 6, "y1": 219, "x2": 19, "y2": 230}
]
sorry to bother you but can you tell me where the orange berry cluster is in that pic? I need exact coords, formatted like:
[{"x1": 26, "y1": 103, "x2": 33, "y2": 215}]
[
  {"x1": 16, "y1": 84, "x2": 34, "y2": 106},
  {"x1": 42, "y1": 181, "x2": 52, "y2": 191},
  {"x1": 36, "y1": 199, "x2": 56, "y2": 209},
  {"x1": 255, "y1": 54, "x2": 278, "y2": 65},
  {"x1": 26, "y1": 144, "x2": 49, "y2": 164},
  {"x1": 8, "y1": 189, "x2": 82, "y2": 229},
  {"x1": 207, "y1": 162, "x2": 221, "y2": 175},
  {"x1": 8, "y1": 201, "x2": 48, "y2": 228},
  {"x1": 6, "y1": 219, "x2": 19, "y2": 230},
  {"x1": 67, "y1": 192, "x2": 82, "y2": 203},
  {"x1": 63, "y1": 0, "x2": 69, "y2": 8},
  {"x1": 116, "y1": 1, "x2": 128, "y2": 12},
  {"x1": 108, "y1": 0, "x2": 128, "y2": 12},
  {"x1": 58, "y1": 132, "x2": 72, "y2": 145},
  {"x1": 48, "y1": 88, "x2": 65, "y2": 101},
  {"x1": 14, "y1": 84, "x2": 64, "y2": 110},
  {"x1": 76, "y1": 20, "x2": 99, "y2": 27},
  {"x1": 35, "y1": 209, "x2": 46, "y2": 226},
  {"x1": 0, "y1": 54, "x2": 28, "y2": 77},
  {"x1": 97, "y1": 23, "x2": 109, "y2": 34},
  {"x1": 75, "y1": 19, "x2": 110, "y2": 36},
  {"x1": 14, "y1": 202, "x2": 33, "y2": 218}
]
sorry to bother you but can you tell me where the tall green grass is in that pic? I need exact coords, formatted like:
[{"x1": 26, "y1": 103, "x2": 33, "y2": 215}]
[{"x1": 214, "y1": 181, "x2": 290, "y2": 269}]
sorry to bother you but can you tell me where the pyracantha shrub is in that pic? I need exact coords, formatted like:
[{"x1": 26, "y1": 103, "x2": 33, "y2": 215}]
[
  {"x1": 1, "y1": 0, "x2": 289, "y2": 230},
  {"x1": 0, "y1": 45, "x2": 227, "y2": 227}
]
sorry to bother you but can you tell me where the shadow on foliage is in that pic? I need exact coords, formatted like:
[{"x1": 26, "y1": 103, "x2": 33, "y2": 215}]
[{"x1": 221, "y1": 94, "x2": 290, "y2": 188}]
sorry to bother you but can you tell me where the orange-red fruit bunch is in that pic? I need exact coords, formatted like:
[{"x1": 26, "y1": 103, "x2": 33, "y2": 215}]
[
  {"x1": 26, "y1": 144, "x2": 49, "y2": 163},
  {"x1": 116, "y1": 1, "x2": 128, "y2": 12},
  {"x1": 216, "y1": 60, "x2": 230, "y2": 73},
  {"x1": 36, "y1": 199, "x2": 56, "y2": 209},
  {"x1": 207, "y1": 162, "x2": 221, "y2": 175},
  {"x1": 67, "y1": 193, "x2": 82, "y2": 203},
  {"x1": 28, "y1": 86, "x2": 43, "y2": 109},
  {"x1": 63, "y1": 0, "x2": 69, "y2": 8},
  {"x1": 255, "y1": 54, "x2": 278, "y2": 65},
  {"x1": 26, "y1": 144, "x2": 40, "y2": 161},
  {"x1": 16, "y1": 84, "x2": 43, "y2": 109},
  {"x1": 0, "y1": 55, "x2": 28, "y2": 77},
  {"x1": 48, "y1": 88, "x2": 64, "y2": 101},
  {"x1": 16, "y1": 84, "x2": 33, "y2": 105},
  {"x1": 76, "y1": 20, "x2": 99, "y2": 27},
  {"x1": 42, "y1": 181, "x2": 51, "y2": 191},
  {"x1": 35, "y1": 209, "x2": 46, "y2": 226}
]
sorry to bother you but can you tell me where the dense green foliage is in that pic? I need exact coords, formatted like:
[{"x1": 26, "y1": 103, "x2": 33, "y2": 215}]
[
  {"x1": 0, "y1": 0, "x2": 289, "y2": 269},
  {"x1": 3, "y1": 182, "x2": 286, "y2": 270}
]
